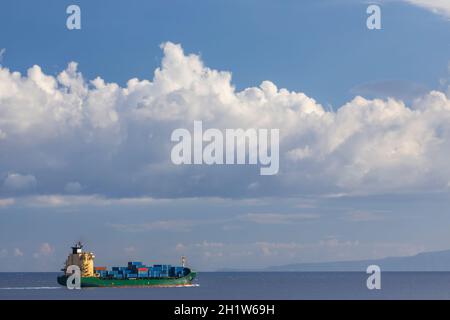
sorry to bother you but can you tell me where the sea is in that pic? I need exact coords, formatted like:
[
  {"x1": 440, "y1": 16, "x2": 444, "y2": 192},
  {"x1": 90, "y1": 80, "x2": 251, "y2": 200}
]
[{"x1": 1, "y1": 272, "x2": 450, "y2": 300}]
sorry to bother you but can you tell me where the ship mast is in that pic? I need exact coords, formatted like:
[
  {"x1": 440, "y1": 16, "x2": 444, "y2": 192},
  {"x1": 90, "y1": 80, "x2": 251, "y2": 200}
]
[{"x1": 71, "y1": 241, "x2": 83, "y2": 254}]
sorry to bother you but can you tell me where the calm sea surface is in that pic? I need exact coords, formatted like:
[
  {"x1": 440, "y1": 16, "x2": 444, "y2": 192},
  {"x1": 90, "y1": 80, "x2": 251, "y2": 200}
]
[{"x1": 1, "y1": 272, "x2": 450, "y2": 300}]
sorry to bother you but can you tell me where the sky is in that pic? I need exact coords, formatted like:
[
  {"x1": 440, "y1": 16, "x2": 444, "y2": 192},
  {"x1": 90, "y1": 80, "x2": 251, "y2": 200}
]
[{"x1": 0, "y1": 0, "x2": 449, "y2": 271}]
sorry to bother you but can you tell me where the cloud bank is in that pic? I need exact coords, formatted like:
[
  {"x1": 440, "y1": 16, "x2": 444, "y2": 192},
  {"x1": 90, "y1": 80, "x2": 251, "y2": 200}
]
[{"x1": 0, "y1": 42, "x2": 449, "y2": 199}]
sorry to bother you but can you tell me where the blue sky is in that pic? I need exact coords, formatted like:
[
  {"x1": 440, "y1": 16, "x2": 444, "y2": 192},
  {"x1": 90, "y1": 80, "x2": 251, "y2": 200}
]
[
  {"x1": 1, "y1": 0, "x2": 449, "y2": 106},
  {"x1": 0, "y1": 0, "x2": 449, "y2": 271}
]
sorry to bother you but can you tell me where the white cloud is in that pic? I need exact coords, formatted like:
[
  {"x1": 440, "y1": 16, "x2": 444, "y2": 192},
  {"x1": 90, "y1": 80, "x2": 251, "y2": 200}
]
[
  {"x1": 39, "y1": 243, "x2": 53, "y2": 255},
  {"x1": 33, "y1": 243, "x2": 54, "y2": 258},
  {"x1": 0, "y1": 48, "x2": 5, "y2": 63},
  {"x1": 0, "y1": 198, "x2": 15, "y2": 207},
  {"x1": 175, "y1": 243, "x2": 186, "y2": 252},
  {"x1": 13, "y1": 248, "x2": 24, "y2": 257},
  {"x1": 3, "y1": 173, "x2": 36, "y2": 191},
  {"x1": 0, "y1": 42, "x2": 449, "y2": 198},
  {"x1": 286, "y1": 146, "x2": 312, "y2": 161},
  {"x1": 195, "y1": 241, "x2": 225, "y2": 248},
  {"x1": 350, "y1": 80, "x2": 429, "y2": 102},
  {"x1": 404, "y1": 0, "x2": 450, "y2": 18},
  {"x1": 21, "y1": 195, "x2": 159, "y2": 207}
]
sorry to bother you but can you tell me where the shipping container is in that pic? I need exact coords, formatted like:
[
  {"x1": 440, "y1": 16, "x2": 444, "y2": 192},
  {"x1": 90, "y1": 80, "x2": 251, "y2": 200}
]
[
  {"x1": 96, "y1": 270, "x2": 108, "y2": 278},
  {"x1": 151, "y1": 271, "x2": 161, "y2": 278},
  {"x1": 94, "y1": 266, "x2": 107, "y2": 271}
]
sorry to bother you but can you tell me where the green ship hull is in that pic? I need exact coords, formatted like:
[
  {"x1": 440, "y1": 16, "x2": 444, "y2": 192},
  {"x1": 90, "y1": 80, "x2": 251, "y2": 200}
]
[{"x1": 57, "y1": 271, "x2": 197, "y2": 288}]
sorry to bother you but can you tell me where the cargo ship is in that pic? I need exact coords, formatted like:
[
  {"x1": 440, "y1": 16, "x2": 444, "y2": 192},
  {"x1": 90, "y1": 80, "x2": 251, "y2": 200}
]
[{"x1": 57, "y1": 242, "x2": 197, "y2": 288}]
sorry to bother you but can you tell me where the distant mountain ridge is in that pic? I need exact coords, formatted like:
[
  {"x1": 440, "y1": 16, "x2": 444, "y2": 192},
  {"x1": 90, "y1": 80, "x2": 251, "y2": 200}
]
[
  {"x1": 266, "y1": 249, "x2": 450, "y2": 272},
  {"x1": 217, "y1": 249, "x2": 450, "y2": 272}
]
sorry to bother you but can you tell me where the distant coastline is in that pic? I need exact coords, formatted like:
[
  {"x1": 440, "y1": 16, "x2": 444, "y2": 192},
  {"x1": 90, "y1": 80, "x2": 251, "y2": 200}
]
[{"x1": 217, "y1": 249, "x2": 450, "y2": 272}]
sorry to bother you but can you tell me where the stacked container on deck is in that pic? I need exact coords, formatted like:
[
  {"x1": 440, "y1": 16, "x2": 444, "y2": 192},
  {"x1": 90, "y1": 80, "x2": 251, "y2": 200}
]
[{"x1": 94, "y1": 262, "x2": 185, "y2": 279}]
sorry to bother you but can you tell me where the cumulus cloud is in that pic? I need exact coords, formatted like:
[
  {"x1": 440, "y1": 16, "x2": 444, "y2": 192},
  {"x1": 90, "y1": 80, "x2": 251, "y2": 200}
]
[
  {"x1": 0, "y1": 42, "x2": 449, "y2": 198},
  {"x1": 33, "y1": 243, "x2": 54, "y2": 258},
  {"x1": 13, "y1": 248, "x2": 24, "y2": 257},
  {"x1": 403, "y1": 0, "x2": 450, "y2": 19},
  {"x1": 350, "y1": 80, "x2": 429, "y2": 103}
]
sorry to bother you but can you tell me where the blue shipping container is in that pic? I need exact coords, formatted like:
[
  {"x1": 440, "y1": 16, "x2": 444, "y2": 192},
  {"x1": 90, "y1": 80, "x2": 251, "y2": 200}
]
[
  {"x1": 97, "y1": 270, "x2": 107, "y2": 277},
  {"x1": 151, "y1": 271, "x2": 160, "y2": 278}
]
